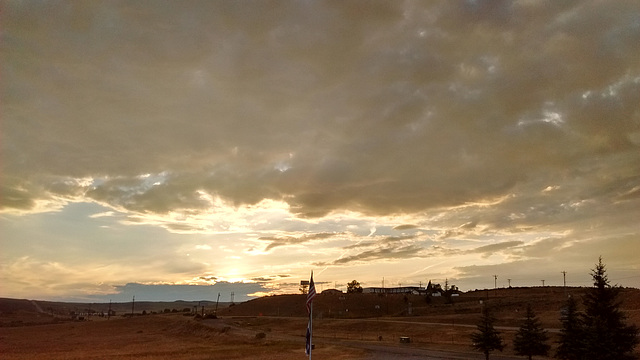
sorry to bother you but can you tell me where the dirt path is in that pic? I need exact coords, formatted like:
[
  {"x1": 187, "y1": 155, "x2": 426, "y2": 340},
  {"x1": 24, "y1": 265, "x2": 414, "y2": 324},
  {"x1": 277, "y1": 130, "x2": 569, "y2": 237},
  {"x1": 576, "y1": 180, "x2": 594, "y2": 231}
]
[{"x1": 30, "y1": 300, "x2": 45, "y2": 313}]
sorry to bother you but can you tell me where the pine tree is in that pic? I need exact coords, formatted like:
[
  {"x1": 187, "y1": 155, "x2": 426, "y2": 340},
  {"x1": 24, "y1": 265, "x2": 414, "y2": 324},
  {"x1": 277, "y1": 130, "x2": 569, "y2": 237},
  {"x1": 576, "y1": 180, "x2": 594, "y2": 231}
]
[
  {"x1": 581, "y1": 257, "x2": 639, "y2": 360},
  {"x1": 556, "y1": 295, "x2": 586, "y2": 360},
  {"x1": 513, "y1": 304, "x2": 550, "y2": 360},
  {"x1": 471, "y1": 306, "x2": 505, "y2": 360}
]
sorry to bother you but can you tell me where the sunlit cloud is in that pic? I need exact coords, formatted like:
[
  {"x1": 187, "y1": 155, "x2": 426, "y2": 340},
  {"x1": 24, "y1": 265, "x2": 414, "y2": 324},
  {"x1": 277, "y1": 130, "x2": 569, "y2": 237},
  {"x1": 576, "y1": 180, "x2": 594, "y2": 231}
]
[{"x1": 1, "y1": 0, "x2": 639, "y2": 301}]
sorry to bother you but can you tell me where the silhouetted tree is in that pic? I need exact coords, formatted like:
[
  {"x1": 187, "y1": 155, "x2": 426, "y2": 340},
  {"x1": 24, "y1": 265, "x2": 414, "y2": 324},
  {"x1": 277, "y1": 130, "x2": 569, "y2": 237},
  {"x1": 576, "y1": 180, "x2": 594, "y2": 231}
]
[
  {"x1": 299, "y1": 282, "x2": 309, "y2": 294},
  {"x1": 513, "y1": 304, "x2": 550, "y2": 360},
  {"x1": 471, "y1": 306, "x2": 505, "y2": 360},
  {"x1": 556, "y1": 295, "x2": 585, "y2": 360},
  {"x1": 425, "y1": 281, "x2": 433, "y2": 303},
  {"x1": 346, "y1": 280, "x2": 363, "y2": 293},
  {"x1": 444, "y1": 284, "x2": 459, "y2": 304},
  {"x1": 432, "y1": 283, "x2": 443, "y2": 293},
  {"x1": 581, "y1": 257, "x2": 639, "y2": 360}
]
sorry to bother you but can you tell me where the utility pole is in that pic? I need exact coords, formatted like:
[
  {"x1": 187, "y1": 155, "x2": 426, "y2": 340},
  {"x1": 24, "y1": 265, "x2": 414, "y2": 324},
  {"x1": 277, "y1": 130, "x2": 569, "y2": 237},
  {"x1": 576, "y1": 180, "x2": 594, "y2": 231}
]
[
  {"x1": 131, "y1": 296, "x2": 135, "y2": 317},
  {"x1": 507, "y1": 279, "x2": 511, "y2": 288},
  {"x1": 214, "y1": 293, "x2": 220, "y2": 314},
  {"x1": 541, "y1": 280, "x2": 545, "y2": 287},
  {"x1": 108, "y1": 300, "x2": 112, "y2": 320},
  {"x1": 231, "y1": 292, "x2": 235, "y2": 304},
  {"x1": 493, "y1": 275, "x2": 498, "y2": 296},
  {"x1": 561, "y1": 271, "x2": 567, "y2": 296}
]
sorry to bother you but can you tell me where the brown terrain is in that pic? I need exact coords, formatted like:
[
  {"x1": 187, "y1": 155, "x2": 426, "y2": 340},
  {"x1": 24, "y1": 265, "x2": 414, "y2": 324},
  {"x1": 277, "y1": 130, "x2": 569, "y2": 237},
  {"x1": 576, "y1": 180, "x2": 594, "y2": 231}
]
[{"x1": 1, "y1": 286, "x2": 638, "y2": 359}]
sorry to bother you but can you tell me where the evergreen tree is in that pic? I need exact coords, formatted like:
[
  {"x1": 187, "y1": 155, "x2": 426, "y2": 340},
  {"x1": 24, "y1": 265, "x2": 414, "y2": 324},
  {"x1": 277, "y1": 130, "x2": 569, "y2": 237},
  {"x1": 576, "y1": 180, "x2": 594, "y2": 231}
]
[
  {"x1": 556, "y1": 295, "x2": 586, "y2": 360},
  {"x1": 581, "y1": 257, "x2": 639, "y2": 360},
  {"x1": 513, "y1": 304, "x2": 550, "y2": 360},
  {"x1": 471, "y1": 306, "x2": 505, "y2": 360}
]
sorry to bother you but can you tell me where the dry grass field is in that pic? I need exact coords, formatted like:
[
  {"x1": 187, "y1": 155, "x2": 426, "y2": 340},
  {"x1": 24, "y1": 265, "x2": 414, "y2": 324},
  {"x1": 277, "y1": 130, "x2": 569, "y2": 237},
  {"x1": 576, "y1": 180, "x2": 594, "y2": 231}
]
[
  {"x1": 1, "y1": 287, "x2": 638, "y2": 359},
  {"x1": 0, "y1": 314, "x2": 366, "y2": 360}
]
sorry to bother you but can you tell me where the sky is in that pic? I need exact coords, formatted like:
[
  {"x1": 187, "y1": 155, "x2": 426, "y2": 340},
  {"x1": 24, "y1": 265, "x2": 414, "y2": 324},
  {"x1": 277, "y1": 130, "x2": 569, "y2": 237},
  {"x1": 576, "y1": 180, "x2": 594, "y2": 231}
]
[{"x1": 2, "y1": 0, "x2": 639, "y2": 303}]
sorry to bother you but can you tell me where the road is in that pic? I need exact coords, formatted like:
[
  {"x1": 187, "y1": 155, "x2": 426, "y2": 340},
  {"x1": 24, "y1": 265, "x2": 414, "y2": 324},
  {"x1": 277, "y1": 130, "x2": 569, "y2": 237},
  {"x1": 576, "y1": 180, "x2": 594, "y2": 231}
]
[{"x1": 340, "y1": 317, "x2": 561, "y2": 333}]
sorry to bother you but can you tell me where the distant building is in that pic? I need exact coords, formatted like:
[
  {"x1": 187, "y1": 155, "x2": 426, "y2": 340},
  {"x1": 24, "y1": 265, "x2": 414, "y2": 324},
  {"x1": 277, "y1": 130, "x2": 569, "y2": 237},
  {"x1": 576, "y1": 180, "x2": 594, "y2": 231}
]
[
  {"x1": 363, "y1": 286, "x2": 425, "y2": 295},
  {"x1": 321, "y1": 289, "x2": 343, "y2": 295}
]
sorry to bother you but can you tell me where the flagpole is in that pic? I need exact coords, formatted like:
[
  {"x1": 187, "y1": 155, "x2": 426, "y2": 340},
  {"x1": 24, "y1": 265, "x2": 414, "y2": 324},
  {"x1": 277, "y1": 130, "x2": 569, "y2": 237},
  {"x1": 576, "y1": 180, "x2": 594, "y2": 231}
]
[
  {"x1": 306, "y1": 271, "x2": 316, "y2": 359},
  {"x1": 309, "y1": 301, "x2": 313, "y2": 360}
]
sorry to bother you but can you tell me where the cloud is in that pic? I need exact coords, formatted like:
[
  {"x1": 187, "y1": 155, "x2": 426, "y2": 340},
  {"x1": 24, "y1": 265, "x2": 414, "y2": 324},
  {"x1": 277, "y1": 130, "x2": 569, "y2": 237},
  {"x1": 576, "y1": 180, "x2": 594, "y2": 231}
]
[
  {"x1": 342, "y1": 234, "x2": 419, "y2": 250},
  {"x1": 259, "y1": 232, "x2": 338, "y2": 251},
  {"x1": 102, "y1": 282, "x2": 269, "y2": 302},
  {"x1": 1, "y1": 1, "x2": 639, "y2": 300},
  {"x1": 393, "y1": 224, "x2": 419, "y2": 231},
  {"x1": 468, "y1": 240, "x2": 524, "y2": 258},
  {"x1": 3, "y1": 0, "x2": 638, "y2": 220},
  {"x1": 316, "y1": 244, "x2": 425, "y2": 266},
  {"x1": 250, "y1": 274, "x2": 291, "y2": 283}
]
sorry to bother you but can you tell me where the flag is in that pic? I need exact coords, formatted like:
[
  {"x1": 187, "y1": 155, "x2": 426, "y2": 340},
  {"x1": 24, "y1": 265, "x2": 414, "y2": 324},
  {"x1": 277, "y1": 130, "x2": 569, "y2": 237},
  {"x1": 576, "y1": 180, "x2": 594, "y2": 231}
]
[
  {"x1": 306, "y1": 272, "x2": 316, "y2": 314},
  {"x1": 305, "y1": 272, "x2": 316, "y2": 356},
  {"x1": 305, "y1": 321, "x2": 311, "y2": 355}
]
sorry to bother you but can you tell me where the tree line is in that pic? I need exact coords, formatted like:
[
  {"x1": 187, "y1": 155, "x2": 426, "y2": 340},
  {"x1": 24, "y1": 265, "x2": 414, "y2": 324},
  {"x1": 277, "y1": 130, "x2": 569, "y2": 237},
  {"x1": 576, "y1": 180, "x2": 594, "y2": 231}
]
[{"x1": 471, "y1": 257, "x2": 639, "y2": 360}]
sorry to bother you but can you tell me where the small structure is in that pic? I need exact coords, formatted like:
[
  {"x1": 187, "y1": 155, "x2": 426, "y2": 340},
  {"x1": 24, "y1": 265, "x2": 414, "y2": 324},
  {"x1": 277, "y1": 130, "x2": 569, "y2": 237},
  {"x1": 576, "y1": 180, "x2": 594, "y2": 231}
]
[
  {"x1": 363, "y1": 286, "x2": 425, "y2": 295},
  {"x1": 321, "y1": 289, "x2": 343, "y2": 295}
]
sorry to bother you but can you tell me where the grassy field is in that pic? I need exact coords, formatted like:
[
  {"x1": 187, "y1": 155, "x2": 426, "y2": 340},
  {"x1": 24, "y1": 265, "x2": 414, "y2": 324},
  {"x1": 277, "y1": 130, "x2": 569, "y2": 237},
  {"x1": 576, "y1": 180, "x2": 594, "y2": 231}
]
[
  {"x1": 1, "y1": 287, "x2": 638, "y2": 359},
  {"x1": 0, "y1": 314, "x2": 367, "y2": 360}
]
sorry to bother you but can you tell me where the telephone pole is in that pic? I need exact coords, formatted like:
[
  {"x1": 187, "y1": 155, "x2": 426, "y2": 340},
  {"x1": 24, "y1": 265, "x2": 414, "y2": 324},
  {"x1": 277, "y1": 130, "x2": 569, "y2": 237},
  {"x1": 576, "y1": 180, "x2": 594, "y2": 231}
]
[
  {"x1": 541, "y1": 280, "x2": 545, "y2": 287},
  {"x1": 493, "y1": 275, "x2": 498, "y2": 297},
  {"x1": 214, "y1": 293, "x2": 220, "y2": 314},
  {"x1": 507, "y1": 279, "x2": 511, "y2": 288},
  {"x1": 131, "y1": 296, "x2": 135, "y2": 316},
  {"x1": 561, "y1": 271, "x2": 567, "y2": 296}
]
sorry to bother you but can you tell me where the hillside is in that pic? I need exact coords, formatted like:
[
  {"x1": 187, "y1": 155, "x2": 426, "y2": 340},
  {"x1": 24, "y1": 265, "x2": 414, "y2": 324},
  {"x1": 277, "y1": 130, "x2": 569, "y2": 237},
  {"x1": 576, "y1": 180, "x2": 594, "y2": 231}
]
[
  {"x1": 219, "y1": 286, "x2": 640, "y2": 328},
  {"x1": 1, "y1": 287, "x2": 639, "y2": 359},
  {"x1": 0, "y1": 298, "x2": 229, "y2": 327},
  {"x1": 3, "y1": 286, "x2": 639, "y2": 329}
]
